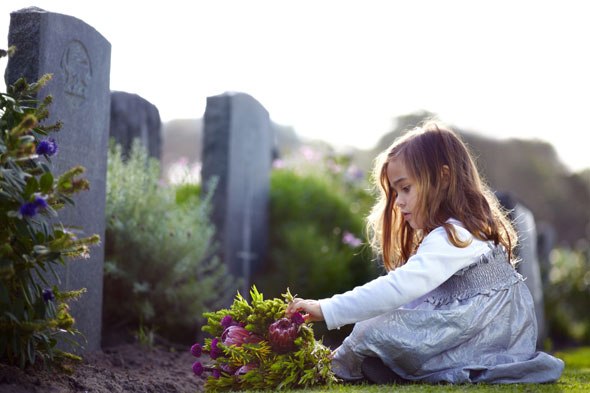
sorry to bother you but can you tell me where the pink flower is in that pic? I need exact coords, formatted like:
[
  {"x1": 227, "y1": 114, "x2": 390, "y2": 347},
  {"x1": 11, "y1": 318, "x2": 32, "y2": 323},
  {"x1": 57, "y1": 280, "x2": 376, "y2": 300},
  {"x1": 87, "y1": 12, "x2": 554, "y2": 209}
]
[
  {"x1": 222, "y1": 326, "x2": 262, "y2": 346},
  {"x1": 235, "y1": 363, "x2": 257, "y2": 375},
  {"x1": 300, "y1": 146, "x2": 318, "y2": 161},
  {"x1": 342, "y1": 231, "x2": 362, "y2": 248},
  {"x1": 272, "y1": 159, "x2": 286, "y2": 169}
]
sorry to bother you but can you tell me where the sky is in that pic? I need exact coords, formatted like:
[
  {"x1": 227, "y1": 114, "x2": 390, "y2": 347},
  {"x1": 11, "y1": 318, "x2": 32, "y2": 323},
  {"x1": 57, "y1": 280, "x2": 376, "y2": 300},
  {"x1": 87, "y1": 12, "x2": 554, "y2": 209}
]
[{"x1": 1, "y1": 1, "x2": 589, "y2": 172}]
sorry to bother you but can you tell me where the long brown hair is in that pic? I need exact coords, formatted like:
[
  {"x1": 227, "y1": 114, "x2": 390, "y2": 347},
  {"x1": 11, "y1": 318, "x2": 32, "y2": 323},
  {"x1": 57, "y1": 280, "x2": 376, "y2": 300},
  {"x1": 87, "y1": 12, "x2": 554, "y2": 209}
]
[{"x1": 367, "y1": 122, "x2": 517, "y2": 271}]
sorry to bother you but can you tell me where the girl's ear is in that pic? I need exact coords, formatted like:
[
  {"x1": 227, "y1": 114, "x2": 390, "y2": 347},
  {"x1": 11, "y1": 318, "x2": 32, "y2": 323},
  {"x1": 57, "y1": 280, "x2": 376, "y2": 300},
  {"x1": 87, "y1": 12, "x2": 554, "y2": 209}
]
[{"x1": 441, "y1": 165, "x2": 450, "y2": 188}]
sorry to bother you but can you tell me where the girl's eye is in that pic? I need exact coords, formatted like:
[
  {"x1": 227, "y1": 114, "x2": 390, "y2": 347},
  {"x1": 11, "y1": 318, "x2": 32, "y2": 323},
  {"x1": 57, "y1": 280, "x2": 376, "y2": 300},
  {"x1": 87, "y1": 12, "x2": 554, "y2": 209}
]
[{"x1": 402, "y1": 186, "x2": 410, "y2": 193}]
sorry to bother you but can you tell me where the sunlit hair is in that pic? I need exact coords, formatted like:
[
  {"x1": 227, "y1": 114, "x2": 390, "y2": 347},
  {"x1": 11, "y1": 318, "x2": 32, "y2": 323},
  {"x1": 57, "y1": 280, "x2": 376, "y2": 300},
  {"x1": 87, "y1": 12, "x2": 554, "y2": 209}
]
[{"x1": 366, "y1": 121, "x2": 517, "y2": 271}]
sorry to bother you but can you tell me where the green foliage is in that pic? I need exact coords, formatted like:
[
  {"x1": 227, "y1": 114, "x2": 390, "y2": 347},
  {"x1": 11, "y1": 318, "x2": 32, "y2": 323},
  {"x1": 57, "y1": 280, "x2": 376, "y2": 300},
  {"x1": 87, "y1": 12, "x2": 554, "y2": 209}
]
[
  {"x1": 544, "y1": 246, "x2": 590, "y2": 345},
  {"x1": 198, "y1": 287, "x2": 337, "y2": 391},
  {"x1": 254, "y1": 159, "x2": 378, "y2": 302},
  {"x1": 252, "y1": 151, "x2": 380, "y2": 345},
  {"x1": 230, "y1": 346, "x2": 589, "y2": 392},
  {"x1": 0, "y1": 68, "x2": 98, "y2": 367},
  {"x1": 103, "y1": 140, "x2": 235, "y2": 343}
]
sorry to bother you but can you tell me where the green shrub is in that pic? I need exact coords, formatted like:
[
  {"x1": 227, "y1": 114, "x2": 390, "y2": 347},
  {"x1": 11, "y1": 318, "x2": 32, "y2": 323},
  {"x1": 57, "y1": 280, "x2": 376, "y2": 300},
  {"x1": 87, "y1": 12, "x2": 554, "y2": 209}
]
[
  {"x1": 544, "y1": 245, "x2": 590, "y2": 346},
  {"x1": 0, "y1": 68, "x2": 98, "y2": 367},
  {"x1": 252, "y1": 155, "x2": 379, "y2": 345},
  {"x1": 103, "y1": 140, "x2": 235, "y2": 344}
]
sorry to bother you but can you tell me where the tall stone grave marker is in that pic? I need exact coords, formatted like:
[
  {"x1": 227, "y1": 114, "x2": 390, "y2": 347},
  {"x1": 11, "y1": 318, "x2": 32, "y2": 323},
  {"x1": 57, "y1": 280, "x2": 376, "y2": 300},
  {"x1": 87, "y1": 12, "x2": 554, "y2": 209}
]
[
  {"x1": 201, "y1": 93, "x2": 272, "y2": 298},
  {"x1": 110, "y1": 91, "x2": 162, "y2": 160},
  {"x1": 5, "y1": 7, "x2": 111, "y2": 352}
]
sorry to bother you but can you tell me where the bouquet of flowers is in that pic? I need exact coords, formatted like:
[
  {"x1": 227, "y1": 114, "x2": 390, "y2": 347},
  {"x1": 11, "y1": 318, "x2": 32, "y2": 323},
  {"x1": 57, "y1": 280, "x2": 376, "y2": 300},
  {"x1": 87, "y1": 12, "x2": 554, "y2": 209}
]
[{"x1": 189, "y1": 286, "x2": 337, "y2": 391}]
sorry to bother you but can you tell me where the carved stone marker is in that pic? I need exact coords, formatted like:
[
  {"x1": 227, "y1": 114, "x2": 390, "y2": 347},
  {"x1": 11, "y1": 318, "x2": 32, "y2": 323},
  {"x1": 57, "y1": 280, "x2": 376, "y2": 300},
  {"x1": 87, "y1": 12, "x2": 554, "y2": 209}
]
[
  {"x1": 201, "y1": 93, "x2": 272, "y2": 297},
  {"x1": 110, "y1": 91, "x2": 162, "y2": 160},
  {"x1": 5, "y1": 7, "x2": 111, "y2": 352}
]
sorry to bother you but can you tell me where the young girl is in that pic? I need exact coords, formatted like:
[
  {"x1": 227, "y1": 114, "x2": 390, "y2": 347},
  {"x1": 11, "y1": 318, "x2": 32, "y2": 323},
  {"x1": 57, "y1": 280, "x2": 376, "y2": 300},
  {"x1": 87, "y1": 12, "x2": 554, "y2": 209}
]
[{"x1": 286, "y1": 122, "x2": 564, "y2": 384}]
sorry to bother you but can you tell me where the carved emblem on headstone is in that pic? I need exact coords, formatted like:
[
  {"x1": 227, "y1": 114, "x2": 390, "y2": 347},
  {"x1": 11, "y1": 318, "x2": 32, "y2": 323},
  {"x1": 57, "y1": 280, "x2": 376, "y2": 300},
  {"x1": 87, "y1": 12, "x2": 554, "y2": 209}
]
[{"x1": 61, "y1": 40, "x2": 92, "y2": 108}]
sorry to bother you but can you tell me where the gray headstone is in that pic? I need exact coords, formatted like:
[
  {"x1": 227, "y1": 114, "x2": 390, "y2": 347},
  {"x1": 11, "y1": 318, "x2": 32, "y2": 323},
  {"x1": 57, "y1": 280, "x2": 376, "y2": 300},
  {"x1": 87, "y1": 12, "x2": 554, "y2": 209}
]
[
  {"x1": 201, "y1": 93, "x2": 272, "y2": 297},
  {"x1": 5, "y1": 7, "x2": 111, "y2": 352},
  {"x1": 512, "y1": 203, "x2": 546, "y2": 348},
  {"x1": 110, "y1": 91, "x2": 162, "y2": 159}
]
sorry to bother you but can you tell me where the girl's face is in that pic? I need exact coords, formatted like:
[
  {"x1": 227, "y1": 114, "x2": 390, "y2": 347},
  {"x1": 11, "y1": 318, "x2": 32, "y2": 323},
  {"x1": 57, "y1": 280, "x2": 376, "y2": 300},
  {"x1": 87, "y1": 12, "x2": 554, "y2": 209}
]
[{"x1": 387, "y1": 157, "x2": 423, "y2": 229}]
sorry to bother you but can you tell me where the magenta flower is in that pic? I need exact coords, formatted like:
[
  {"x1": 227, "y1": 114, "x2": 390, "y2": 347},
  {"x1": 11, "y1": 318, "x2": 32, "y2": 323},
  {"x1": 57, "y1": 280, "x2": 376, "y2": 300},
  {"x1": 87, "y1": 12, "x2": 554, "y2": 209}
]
[
  {"x1": 190, "y1": 343, "x2": 202, "y2": 357},
  {"x1": 291, "y1": 312, "x2": 305, "y2": 326},
  {"x1": 220, "y1": 315, "x2": 235, "y2": 329},
  {"x1": 210, "y1": 338, "x2": 222, "y2": 359},
  {"x1": 268, "y1": 318, "x2": 299, "y2": 354},
  {"x1": 192, "y1": 361, "x2": 204, "y2": 376},
  {"x1": 221, "y1": 326, "x2": 262, "y2": 346}
]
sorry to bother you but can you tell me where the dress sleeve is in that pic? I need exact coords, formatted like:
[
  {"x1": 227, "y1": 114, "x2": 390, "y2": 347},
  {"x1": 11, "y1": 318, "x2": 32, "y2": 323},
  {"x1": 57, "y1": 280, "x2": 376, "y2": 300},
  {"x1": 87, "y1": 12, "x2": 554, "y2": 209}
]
[{"x1": 319, "y1": 224, "x2": 491, "y2": 330}]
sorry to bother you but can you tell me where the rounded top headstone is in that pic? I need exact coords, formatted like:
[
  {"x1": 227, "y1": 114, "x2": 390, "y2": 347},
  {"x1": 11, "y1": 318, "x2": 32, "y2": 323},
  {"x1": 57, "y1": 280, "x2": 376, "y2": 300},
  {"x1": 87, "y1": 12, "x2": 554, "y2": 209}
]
[{"x1": 14, "y1": 7, "x2": 47, "y2": 13}]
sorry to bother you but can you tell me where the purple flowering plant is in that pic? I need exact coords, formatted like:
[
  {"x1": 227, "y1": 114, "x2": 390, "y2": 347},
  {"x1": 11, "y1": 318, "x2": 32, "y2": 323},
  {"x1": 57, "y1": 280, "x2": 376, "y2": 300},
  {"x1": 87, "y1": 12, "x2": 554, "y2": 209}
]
[
  {"x1": 190, "y1": 286, "x2": 337, "y2": 391},
  {"x1": 36, "y1": 137, "x2": 59, "y2": 156},
  {"x1": 0, "y1": 68, "x2": 99, "y2": 368}
]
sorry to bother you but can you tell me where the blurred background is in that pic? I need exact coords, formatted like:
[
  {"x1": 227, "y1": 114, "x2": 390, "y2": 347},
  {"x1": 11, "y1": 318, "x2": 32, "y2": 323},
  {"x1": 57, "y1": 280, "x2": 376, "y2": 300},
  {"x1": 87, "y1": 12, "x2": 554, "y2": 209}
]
[
  {"x1": 2, "y1": 1, "x2": 588, "y2": 350},
  {"x1": 1, "y1": 0, "x2": 589, "y2": 172}
]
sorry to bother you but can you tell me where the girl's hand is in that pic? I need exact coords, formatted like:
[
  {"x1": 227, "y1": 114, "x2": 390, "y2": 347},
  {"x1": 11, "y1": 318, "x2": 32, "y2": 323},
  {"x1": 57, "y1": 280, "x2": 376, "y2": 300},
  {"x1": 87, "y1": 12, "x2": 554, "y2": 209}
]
[{"x1": 286, "y1": 298, "x2": 324, "y2": 322}]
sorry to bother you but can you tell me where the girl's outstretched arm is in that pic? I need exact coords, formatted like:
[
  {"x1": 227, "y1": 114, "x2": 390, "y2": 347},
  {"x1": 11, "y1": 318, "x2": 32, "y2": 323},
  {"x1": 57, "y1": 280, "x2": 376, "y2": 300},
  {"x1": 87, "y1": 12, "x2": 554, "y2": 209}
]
[{"x1": 286, "y1": 298, "x2": 325, "y2": 322}]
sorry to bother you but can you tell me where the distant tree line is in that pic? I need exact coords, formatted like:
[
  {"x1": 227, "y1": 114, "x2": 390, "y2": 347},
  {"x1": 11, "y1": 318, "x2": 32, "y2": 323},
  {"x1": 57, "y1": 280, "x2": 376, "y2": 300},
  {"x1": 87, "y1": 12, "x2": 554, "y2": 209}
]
[{"x1": 362, "y1": 111, "x2": 589, "y2": 247}]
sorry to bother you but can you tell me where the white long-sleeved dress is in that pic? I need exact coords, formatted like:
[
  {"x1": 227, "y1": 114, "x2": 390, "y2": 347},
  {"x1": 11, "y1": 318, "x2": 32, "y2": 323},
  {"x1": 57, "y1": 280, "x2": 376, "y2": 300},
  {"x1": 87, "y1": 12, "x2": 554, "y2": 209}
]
[{"x1": 319, "y1": 220, "x2": 564, "y2": 383}]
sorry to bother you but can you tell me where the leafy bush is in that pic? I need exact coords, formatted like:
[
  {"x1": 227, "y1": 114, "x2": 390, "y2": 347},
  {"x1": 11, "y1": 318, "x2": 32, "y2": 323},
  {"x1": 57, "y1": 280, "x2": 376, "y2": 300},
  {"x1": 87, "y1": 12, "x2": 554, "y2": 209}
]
[
  {"x1": 103, "y1": 140, "x2": 235, "y2": 344},
  {"x1": 0, "y1": 68, "x2": 98, "y2": 367},
  {"x1": 254, "y1": 150, "x2": 378, "y2": 300},
  {"x1": 544, "y1": 245, "x2": 590, "y2": 346},
  {"x1": 250, "y1": 150, "x2": 378, "y2": 348}
]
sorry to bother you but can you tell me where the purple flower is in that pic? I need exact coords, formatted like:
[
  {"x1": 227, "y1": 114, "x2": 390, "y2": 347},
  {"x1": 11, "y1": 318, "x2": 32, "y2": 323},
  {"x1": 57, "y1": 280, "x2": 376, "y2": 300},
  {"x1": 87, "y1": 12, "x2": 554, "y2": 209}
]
[
  {"x1": 209, "y1": 338, "x2": 222, "y2": 359},
  {"x1": 212, "y1": 369, "x2": 221, "y2": 379},
  {"x1": 19, "y1": 202, "x2": 38, "y2": 217},
  {"x1": 220, "y1": 315, "x2": 235, "y2": 329},
  {"x1": 342, "y1": 231, "x2": 362, "y2": 248},
  {"x1": 268, "y1": 318, "x2": 299, "y2": 353},
  {"x1": 190, "y1": 343, "x2": 202, "y2": 357},
  {"x1": 36, "y1": 138, "x2": 58, "y2": 156},
  {"x1": 291, "y1": 312, "x2": 305, "y2": 326},
  {"x1": 235, "y1": 363, "x2": 257, "y2": 375},
  {"x1": 220, "y1": 364, "x2": 236, "y2": 375},
  {"x1": 272, "y1": 159, "x2": 286, "y2": 169},
  {"x1": 42, "y1": 288, "x2": 55, "y2": 302},
  {"x1": 33, "y1": 196, "x2": 48, "y2": 209},
  {"x1": 19, "y1": 196, "x2": 48, "y2": 217},
  {"x1": 345, "y1": 165, "x2": 364, "y2": 181},
  {"x1": 192, "y1": 361, "x2": 204, "y2": 376}
]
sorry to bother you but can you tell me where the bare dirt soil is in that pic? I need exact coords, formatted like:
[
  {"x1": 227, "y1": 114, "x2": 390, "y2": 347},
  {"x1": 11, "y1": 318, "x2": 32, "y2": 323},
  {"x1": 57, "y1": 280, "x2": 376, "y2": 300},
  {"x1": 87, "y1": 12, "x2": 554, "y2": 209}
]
[{"x1": 0, "y1": 343, "x2": 204, "y2": 393}]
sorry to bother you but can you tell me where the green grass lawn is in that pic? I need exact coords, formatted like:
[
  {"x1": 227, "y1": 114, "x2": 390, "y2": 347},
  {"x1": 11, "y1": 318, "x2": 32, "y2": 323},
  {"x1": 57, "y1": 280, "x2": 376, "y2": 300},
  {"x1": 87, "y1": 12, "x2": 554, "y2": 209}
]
[{"x1": 243, "y1": 347, "x2": 590, "y2": 393}]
